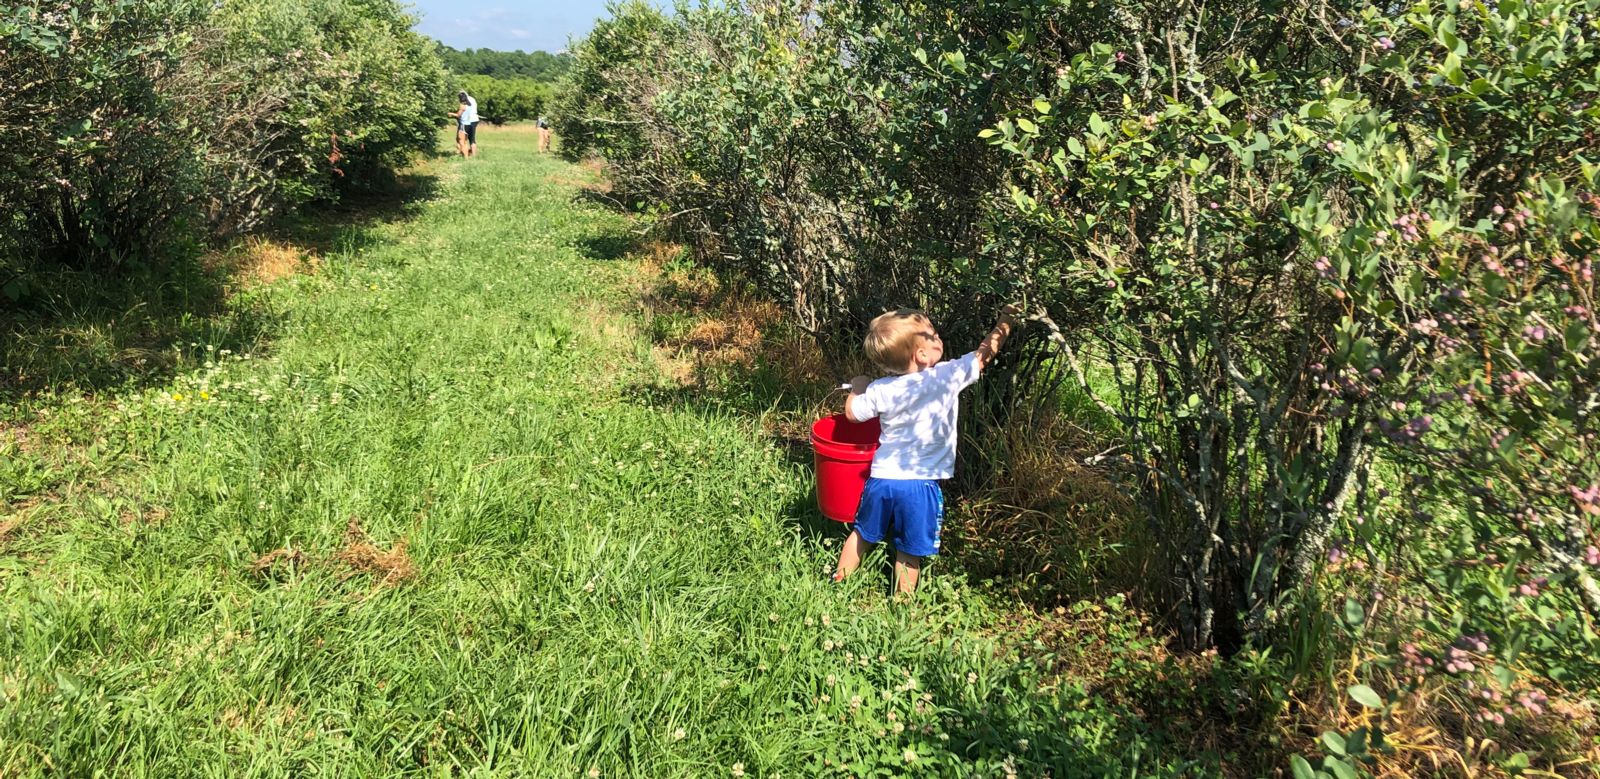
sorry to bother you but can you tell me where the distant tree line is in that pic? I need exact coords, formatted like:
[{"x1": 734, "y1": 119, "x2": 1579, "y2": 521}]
[{"x1": 438, "y1": 44, "x2": 570, "y2": 82}]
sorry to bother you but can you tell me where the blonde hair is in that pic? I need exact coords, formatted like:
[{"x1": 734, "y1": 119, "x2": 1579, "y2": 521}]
[{"x1": 864, "y1": 308, "x2": 931, "y2": 373}]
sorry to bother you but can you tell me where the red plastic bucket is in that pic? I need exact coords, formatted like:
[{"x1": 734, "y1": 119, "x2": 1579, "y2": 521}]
[{"x1": 811, "y1": 414, "x2": 881, "y2": 523}]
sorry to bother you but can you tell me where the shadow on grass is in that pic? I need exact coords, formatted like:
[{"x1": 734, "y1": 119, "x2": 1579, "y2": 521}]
[
  {"x1": 571, "y1": 230, "x2": 641, "y2": 262},
  {"x1": 569, "y1": 187, "x2": 626, "y2": 212},
  {"x1": 0, "y1": 170, "x2": 441, "y2": 401}
]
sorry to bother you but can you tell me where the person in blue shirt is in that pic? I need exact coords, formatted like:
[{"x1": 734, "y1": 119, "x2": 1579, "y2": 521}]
[{"x1": 449, "y1": 91, "x2": 480, "y2": 158}]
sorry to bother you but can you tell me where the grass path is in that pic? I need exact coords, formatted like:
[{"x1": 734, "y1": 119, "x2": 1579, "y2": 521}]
[{"x1": 1, "y1": 129, "x2": 1198, "y2": 777}]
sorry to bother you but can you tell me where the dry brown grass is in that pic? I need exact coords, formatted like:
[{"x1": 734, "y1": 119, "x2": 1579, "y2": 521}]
[
  {"x1": 1296, "y1": 666, "x2": 1600, "y2": 779},
  {"x1": 246, "y1": 518, "x2": 416, "y2": 587},
  {"x1": 636, "y1": 243, "x2": 827, "y2": 391},
  {"x1": 249, "y1": 546, "x2": 307, "y2": 579},
  {"x1": 945, "y1": 406, "x2": 1152, "y2": 609},
  {"x1": 547, "y1": 155, "x2": 610, "y2": 193},
  {"x1": 333, "y1": 517, "x2": 416, "y2": 586},
  {"x1": 204, "y1": 236, "x2": 318, "y2": 288}
]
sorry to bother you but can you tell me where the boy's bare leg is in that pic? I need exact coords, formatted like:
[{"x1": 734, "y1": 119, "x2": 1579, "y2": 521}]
[
  {"x1": 456, "y1": 130, "x2": 467, "y2": 158},
  {"x1": 893, "y1": 552, "x2": 923, "y2": 594},
  {"x1": 833, "y1": 529, "x2": 872, "y2": 581}
]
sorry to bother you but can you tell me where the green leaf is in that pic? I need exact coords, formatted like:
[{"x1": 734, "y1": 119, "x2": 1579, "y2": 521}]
[
  {"x1": 913, "y1": 48, "x2": 927, "y2": 65},
  {"x1": 1565, "y1": 321, "x2": 1590, "y2": 353},
  {"x1": 977, "y1": 128, "x2": 998, "y2": 139},
  {"x1": 1346, "y1": 727, "x2": 1369, "y2": 756},
  {"x1": 1, "y1": 279, "x2": 26, "y2": 302},
  {"x1": 1324, "y1": 758, "x2": 1357, "y2": 779},
  {"x1": 1503, "y1": 752, "x2": 1531, "y2": 774},
  {"x1": 1033, "y1": 97, "x2": 1052, "y2": 115},
  {"x1": 1442, "y1": 53, "x2": 1465, "y2": 86},
  {"x1": 1067, "y1": 137, "x2": 1085, "y2": 156},
  {"x1": 1291, "y1": 755, "x2": 1317, "y2": 779},
  {"x1": 1320, "y1": 731, "x2": 1347, "y2": 757},
  {"x1": 1017, "y1": 118, "x2": 1038, "y2": 135},
  {"x1": 1348, "y1": 685, "x2": 1383, "y2": 709}
]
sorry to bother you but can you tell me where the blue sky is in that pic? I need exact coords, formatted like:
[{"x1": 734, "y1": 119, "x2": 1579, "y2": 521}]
[{"x1": 410, "y1": 1, "x2": 619, "y2": 54}]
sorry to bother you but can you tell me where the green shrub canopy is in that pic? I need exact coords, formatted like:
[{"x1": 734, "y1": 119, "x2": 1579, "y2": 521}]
[{"x1": 556, "y1": 0, "x2": 1600, "y2": 702}]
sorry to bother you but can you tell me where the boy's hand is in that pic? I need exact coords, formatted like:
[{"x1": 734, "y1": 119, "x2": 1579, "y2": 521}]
[
  {"x1": 998, "y1": 303, "x2": 1021, "y2": 329},
  {"x1": 848, "y1": 375, "x2": 871, "y2": 395}
]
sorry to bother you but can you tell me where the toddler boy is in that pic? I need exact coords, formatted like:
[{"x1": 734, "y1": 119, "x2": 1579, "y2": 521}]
[{"x1": 833, "y1": 305, "x2": 1017, "y2": 593}]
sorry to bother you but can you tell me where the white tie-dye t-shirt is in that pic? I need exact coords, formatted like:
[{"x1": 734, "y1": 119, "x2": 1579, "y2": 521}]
[{"x1": 846, "y1": 351, "x2": 982, "y2": 480}]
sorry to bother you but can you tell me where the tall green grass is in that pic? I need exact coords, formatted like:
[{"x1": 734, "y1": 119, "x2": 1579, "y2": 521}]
[{"x1": 0, "y1": 128, "x2": 1203, "y2": 777}]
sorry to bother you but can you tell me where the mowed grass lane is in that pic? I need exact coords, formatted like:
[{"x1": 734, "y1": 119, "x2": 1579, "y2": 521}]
[{"x1": 0, "y1": 128, "x2": 1193, "y2": 777}]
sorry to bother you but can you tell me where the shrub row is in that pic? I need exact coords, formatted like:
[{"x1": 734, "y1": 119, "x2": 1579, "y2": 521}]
[
  {"x1": 0, "y1": 0, "x2": 448, "y2": 289},
  {"x1": 558, "y1": 0, "x2": 1599, "y2": 768}
]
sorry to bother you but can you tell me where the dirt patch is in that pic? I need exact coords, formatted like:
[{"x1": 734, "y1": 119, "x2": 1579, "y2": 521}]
[
  {"x1": 333, "y1": 517, "x2": 416, "y2": 586},
  {"x1": 0, "y1": 420, "x2": 34, "y2": 455}
]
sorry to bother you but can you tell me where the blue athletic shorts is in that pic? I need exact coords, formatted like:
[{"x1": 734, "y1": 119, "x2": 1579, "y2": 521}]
[{"x1": 853, "y1": 478, "x2": 943, "y2": 558}]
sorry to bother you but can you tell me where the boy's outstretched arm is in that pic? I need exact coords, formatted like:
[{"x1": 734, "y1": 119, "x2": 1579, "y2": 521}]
[{"x1": 975, "y1": 304, "x2": 1019, "y2": 370}]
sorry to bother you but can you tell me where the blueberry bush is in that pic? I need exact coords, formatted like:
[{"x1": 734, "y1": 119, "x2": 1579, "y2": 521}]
[
  {"x1": 559, "y1": 0, "x2": 1600, "y2": 771},
  {"x1": 0, "y1": 0, "x2": 447, "y2": 286}
]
